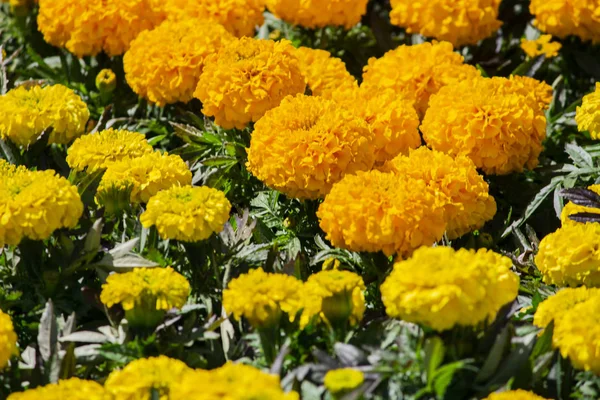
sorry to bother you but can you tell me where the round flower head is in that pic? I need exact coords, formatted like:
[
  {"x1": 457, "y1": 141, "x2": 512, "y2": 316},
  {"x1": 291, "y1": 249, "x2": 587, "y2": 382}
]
[
  {"x1": 0, "y1": 161, "x2": 84, "y2": 247},
  {"x1": 389, "y1": 0, "x2": 502, "y2": 47},
  {"x1": 324, "y1": 369, "x2": 364, "y2": 395},
  {"x1": 265, "y1": 0, "x2": 369, "y2": 29},
  {"x1": 105, "y1": 356, "x2": 192, "y2": 400},
  {"x1": 0, "y1": 310, "x2": 17, "y2": 369},
  {"x1": 361, "y1": 41, "x2": 480, "y2": 117},
  {"x1": 66, "y1": 129, "x2": 153, "y2": 172},
  {"x1": 246, "y1": 95, "x2": 375, "y2": 199},
  {"x1": 576, "y1": 82, "x2": 600, "y2": 139},
  {"x1": 317, "y1": 170, "x2": 447, "y2": 257},
  {"x1": 381, "y1": 246, "x2": 519, "y2": 331},
  {"x1": 124, "y1": 19, "x2": 234, "y2": 106},
  {"x1": 7, "y1": 378, "x2": 109, "y2": 400},
  {"x1": 381, "y1": 147, "x2": 497, "y2": 239},
  {"x1": 300, "y1": 270, "x2": 366, "y2": 328},
  {"x1": 194, "y1": 38, "x2": 306, "y2": 130},
  {"x1": 295, "y1": 47, "x2": 357, "y2": 98},
  {"x1": 140, "y1": 186, "x2": 232, "y2": 242},
  {"x1": 223, "y1": 268, "x2": 304, "y2": 329},
  {"x1": 96, "y1": 151, "x2": 192, "y2": 204},
  {"x1": 484, "y1": 390, "x2": 550, "y2": 400},
  {"x1": 534, "y1": 287, "x2": 600, "y2": 329},
  {"x1": 530, "y1": 0, "x2": 600, "y2": 43},
  {"x1": 37, "y1": 0, "x2": 165, "y2": 57},
  {"x1": 96, "y1": 69, "x2": 117, "y2": 93},
  {"x1": 535, "y1": 223, "x2": 600, "y2": 287},
  {"x1": 560, "y1": 184, "x2": 600, "y2": 226},
  {"x1": 521, "y1": 35, "x2": 562, "y2": 58},
  {"x1": 0, "y1": 84, "x2": 89, "y2": 147},
  {"x1": 422, "y1": 76, "x2": 549, "y2": 175}
]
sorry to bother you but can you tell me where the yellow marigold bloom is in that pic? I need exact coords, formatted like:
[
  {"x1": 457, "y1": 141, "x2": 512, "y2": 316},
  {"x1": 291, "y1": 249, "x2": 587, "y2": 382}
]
[
  {"x1": 0, "y1": 84, "x2": 89, "y2": 147},
  {"x1": 530, "y1": 0, "x2": 600, "y2": 43},
  {"x1": 66, "y1": 129, "x2": 153, "y2": 172},
  {"x1": 381, "y1": 147, "x2": 497, "y2": 239},
  {"x1": 7, "y1": 378, "x2": 109, "y2": 400},
  {"x1": 362, "y1": 41, "x2": 480, "y2": 117},
  {"x1": 484, "y1": 390, "x2": 550, "y2": 400},
  {"x1": 95, "y1": 69, "x2": 117, "y2": 93},
  {"x1": 140, "y1": 186, "x2": 231, "y2": 242},
  {"x1": 194, "y1": 38, "x2": 305, "y2": 130},
  {"x1": 0, "y1": 161, "x2": 83, "y2": 247},
  {"x1": 300, "y1": 270, "x2": 366, "y2": 328},
  {"x1": 0, "y1": 310, "x2": 17, "y2": 369},
  {"x1": 560, "y1": 184, "x2": 600, "y2": 226},
  {"x1": 422, "y1": 76, "x2": 549, "y2": 175},
  {"x1": 533, "y1": 287, "x2": 600, "y2": 329},
  {"x1": 318, "y1": 170, "x2": 447, "y2": 256},
  {"x1": 295, "y1": 47, "x2": 357, "y2": 98},
  {"x1": 381, "y1": 246, "x2": 519, "y2": 331},
  {"x1": 124, "y1": 20, "x2": 233, "y2": 106},
  {"x1": 506, "y1": 75, "x2": 554, "y2": 115},
  {"x1": 324, "y1": 369, "x2": 364, "y2": 394},
  {"x1": 223, "y1": 268, "x2": 304, "y2": 329},
  {"x1": 389, "y1": 0, "x2": 502, "y2": 47},
  {"x1": 576, "y1": 82, "x2": 600, "y2": 139},
  {"x1": 535, "y1": 223, "x2": 600, "y2": 287},
  {"x1": 105, "y1": 356, "x2": 192, "y2": 400},
  {"x1": 265, "y1": 0, "x2": 368, "y2": 29},
  {"x1": 97, "y1": 151, "x2": 192, "y2": 204},
  {"x1": 162, "y1": 0, "x2": 265, "y2": 37},
  {"x1": 246, "y1": 95, "x2": 375, "y2": 199},
  {"x1": 521, "y1": 35, "x2": 562, "y2": 58},
  {"x1": 37, "y1": 0, "x2": 165, "y2": 57}
]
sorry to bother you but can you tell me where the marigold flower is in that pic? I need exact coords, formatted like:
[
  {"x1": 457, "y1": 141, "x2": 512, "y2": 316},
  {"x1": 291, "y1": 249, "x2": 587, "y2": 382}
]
[
  {"x1": 140, "y1": 186, "x2": 231, "y2": 242},
  {"x1": 124, "y1": 19, "x2": 233, "y2": 106},
  {"x1": 324, "y1": 369, "x2": 364, "y2": 394},
  {"x1": 530, "y1": 0, "x2": 600, "y2": 43},
  {"x1": 318, "y1": 170, "x2": 447, "y2": 256},
  {"x1": 535, "y1": 223, "x2": 600, "y2": 287},
  {"x1": 560, "y1": 184, "x2": 600, "y2": 226},
  {"x1": 381, "y1": 246, "x2": 519, "y2": 331},
  {"x1": 576, "y1": 82, "x2": 600, "y2": 139},
  {"x1": 362, "y1": 42, "x2": 480, "y2": 117},
  {"x1": 0, "y1": 310, "x2": 17, "y2": 369},
  {"x1": 521, "y1": 35, "x2": 562, "y2": 58},
  {"x1": 484, "y1": 390, "x2": 550, "y2": 400},
  {"x1": 95, "y1": 69, "x2": 117, "y2": 93},
  {"x1": 265, "y1": 0, "x2": 369, "y2": 29},
  {"x1": 194, "y1": 38, "x2": 306, "y2": 130},
  {"x1": 0, "y1": 84, "x2": 89, "y2": 147},
  {"x1": 389, "y1": 0, "x2": 502, "y2": 47},
  {"x1": 381, "y1": 147, "x2": 497, "y2": 239},
  {"x1": 295, "y1": 47, "x2": 357, "y2": 98},
  {"x1": 66, "y1": 129, "x2": 153, "y2": 172},
  {"x1": 37, "y1": 0, "x2": 165, "y2": 57},
  {"x1": 533, "y1": 287, "x2": 600, "y2": 329},
  {"x1": 247, "y1": 95, "x2": 375, "y2": 199},
  {"x1": 7, "y1": 378, "x2": 109, "y2": 400},
  {"x1": 105, "y1": 356, "x2": 192, "y2": 400}
]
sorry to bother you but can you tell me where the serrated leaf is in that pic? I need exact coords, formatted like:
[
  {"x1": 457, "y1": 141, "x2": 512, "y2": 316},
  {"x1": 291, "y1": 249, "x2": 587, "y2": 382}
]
[{"x1": 566, "y1": 143, "x2": 594, "y2": 168}]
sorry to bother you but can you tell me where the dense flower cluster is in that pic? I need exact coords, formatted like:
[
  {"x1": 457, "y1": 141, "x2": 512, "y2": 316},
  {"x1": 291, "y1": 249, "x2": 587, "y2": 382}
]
[
  {"x1": 66, "y1": 129, "x2": 153, "y2": 172},
  {"x1": 295, "y1": 47, "x2": 357, "y2": 98},
  {"x1": 318, "y1": 170, "x2": 447, "y2": 256},
  {"x1": 194, "y1": 38, "x2": 306, "y2": 130},
  {"x1": 37, "y1": 0, "x2": 165, "y2": 57},
  {"x1": 381, "y1": 147, "x2": 497, "y2": 239},
  {"x1": 324, "y1": 369, "x2": 364, "y2": 394},
  {"x1": 576, "y1": 82, "x2": 600, "y2": 139},
  {"x1": 381, "y1": 246, "x2": 519, "y2": 331},
  {"x1": 484, "y1": 390, "x2": 550, "y2": 400},
  {"x1": 7, "y1": 378, "x2": 109, "y2": 400},
  {"x1": 521, "y1": 35, "x2": 562, "y2": 58},
  {"x1": 530, "y1": 0, "x2": 600, "y2": 43},
  {"x1": 265, "y1": 0, "x2": 369, "y2": 29},
  {"x1": 0, "y1": 310, "x2": 16, "y2": 369},
  {"x1": 223, "y1": 268, "x2": 304, "y2": 329},
  {"x1": 0, "y1": 84, "x2": 89, "y2": 146},
  {"x1": 533, "y1": 287, "x2": 600, "y2": 329},
  {"x1": 0, "y1": 160, "x2": 83, "y2": 247},
  {"x1": 247, "y1": 95, "x2": 375, "y2": 199},
  {"x1": 389, "y1": 0, "x2": 502, "y2": 47},
  {"x1": 535, "y1": 223, "x2": 600, "y2": 287},
  {"x1": 124, "y1": 19, "x2": 233, "y2": 106},
  {"x1": 560, "y1": 184, "x2": 600, "y2": 225}
]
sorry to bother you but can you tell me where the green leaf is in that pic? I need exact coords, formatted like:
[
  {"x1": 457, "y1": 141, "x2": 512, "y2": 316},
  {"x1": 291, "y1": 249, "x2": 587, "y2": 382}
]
[
  {"x1": 424, "y1": 336, "x2": 445, "y2": 386},
  {"x1": 476, "y1": 326, "x2": 511, "y2": 383},
  {"x1": 432, "y1": 361, "x2": 466, "y2": 398},
  {"x1": 565, "y1": 143, "x2": 594, "y2": 169}
]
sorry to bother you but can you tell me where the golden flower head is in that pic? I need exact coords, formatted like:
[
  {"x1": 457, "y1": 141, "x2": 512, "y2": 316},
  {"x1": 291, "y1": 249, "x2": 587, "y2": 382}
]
[
  {"x1": 422, "y1": 75, "x2": 550, "y2": 175},
  {"x1": 361, "y1": 41, "x2": 480, "y2": 117},
  {"x1": 96, "y1": 151, "x2": 192, "y2": 204},
  {"x1": 223, "y1": 268, "x2": 304, "y2": 329},
  {"x1": 37, "y1": 0, "x2": 165, "y2": 57},
  {"x1": 317, "y1": 170, "x2": 447, "y2": 257},
  {"x1": 533, "y1": 287, "x2": 600, "y2": 329},
  {"x1": 66, "y1": 128, "x2": 153, "y2": 172},
  {"x1": 324, "y1": 368, "x2": 364, "y2": 395},
  {"x1": 535, "y1": 223, "x2": 600, "y2": 287},
  {"x1": 0, "y1": 310, "x2": 17, "y2": 369},
  {"x1": 381, "y1": 147, "x2": 497, "y2": 239},
  {"x1": 560, "y1": 184, "x2": 600, "y2": 226},
  {"x1": 0, "y1": 84, "x2": 89, "y2": 147},
  {"x1": 530, "y1": 0, "x2": 600, "y2": 43},
  {"x1": 576, "y1": 82, "x2": 600, "y2": 139},
  {"x1": 521, "y1": 35, "x2": 562, "y2": 58},
  {"x1": 0, "y1": 161, "x2": 83, "y2": 247},
  {"x1": 124, "y1": 19, "x2": 234, "y2": 106},
  {"x1": 295, "y1": 47, "x2": 357, "y2": 98},
  {"x1": 484, "y1": 390, "x2": 550, "y2": 400},
  {"x1": 246, "y1": 95, "x2": 375, "y2": 200},
  {"x1": 389, "y1": 0, "x2": 502, "y2": 47},
  {"x1": 140, "y1": 186, "x2": 231, "y2": 242},
  {"x1": 265, "y1": 0, "x2": 369, "y2": 29},
  {"x1": 381, "y1": 246, "x2": 519, "y2": 331},
  {"x1": 7, "y1": 378, "x2": 110, "y2": 400},
  {"x1": 194, "y1": 38, "x2": 306, "y2": 130},
  {"x1": 95, "y1": 69, "x2": 117, "y2": 93}
]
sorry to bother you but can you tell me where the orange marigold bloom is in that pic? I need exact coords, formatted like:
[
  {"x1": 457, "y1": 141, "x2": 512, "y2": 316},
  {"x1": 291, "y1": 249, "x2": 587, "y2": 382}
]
[
  {"x1": 295, "y1": 47, "x2": 357, "y2": 98},
  {"x1": 530, "y1": 0, "x2": 600, "y2": 43},
  {"x1": 265, "y1": 0, "x2": 369, "y2": 29}
]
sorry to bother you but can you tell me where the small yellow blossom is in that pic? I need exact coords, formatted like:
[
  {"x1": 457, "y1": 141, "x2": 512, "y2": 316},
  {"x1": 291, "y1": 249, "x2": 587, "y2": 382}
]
[
  {"x1": 576, "y1": 83, "x2": 600, "y2": 139},
  {"x1": 95, "y1": 69, "x2": 117, "y2": 93},
  {"x1": 7, "y1": 378, "x2": 109, "y2": 400},
  {"x1": 521, "y1": 35, "x2": 562, "y2": 58},
  {"x1": 0, "y1": 310, "x2": 17, "y2": 369},
  {"x1": 324, "y1": 368, "x2": 364, "y2": 394}
]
